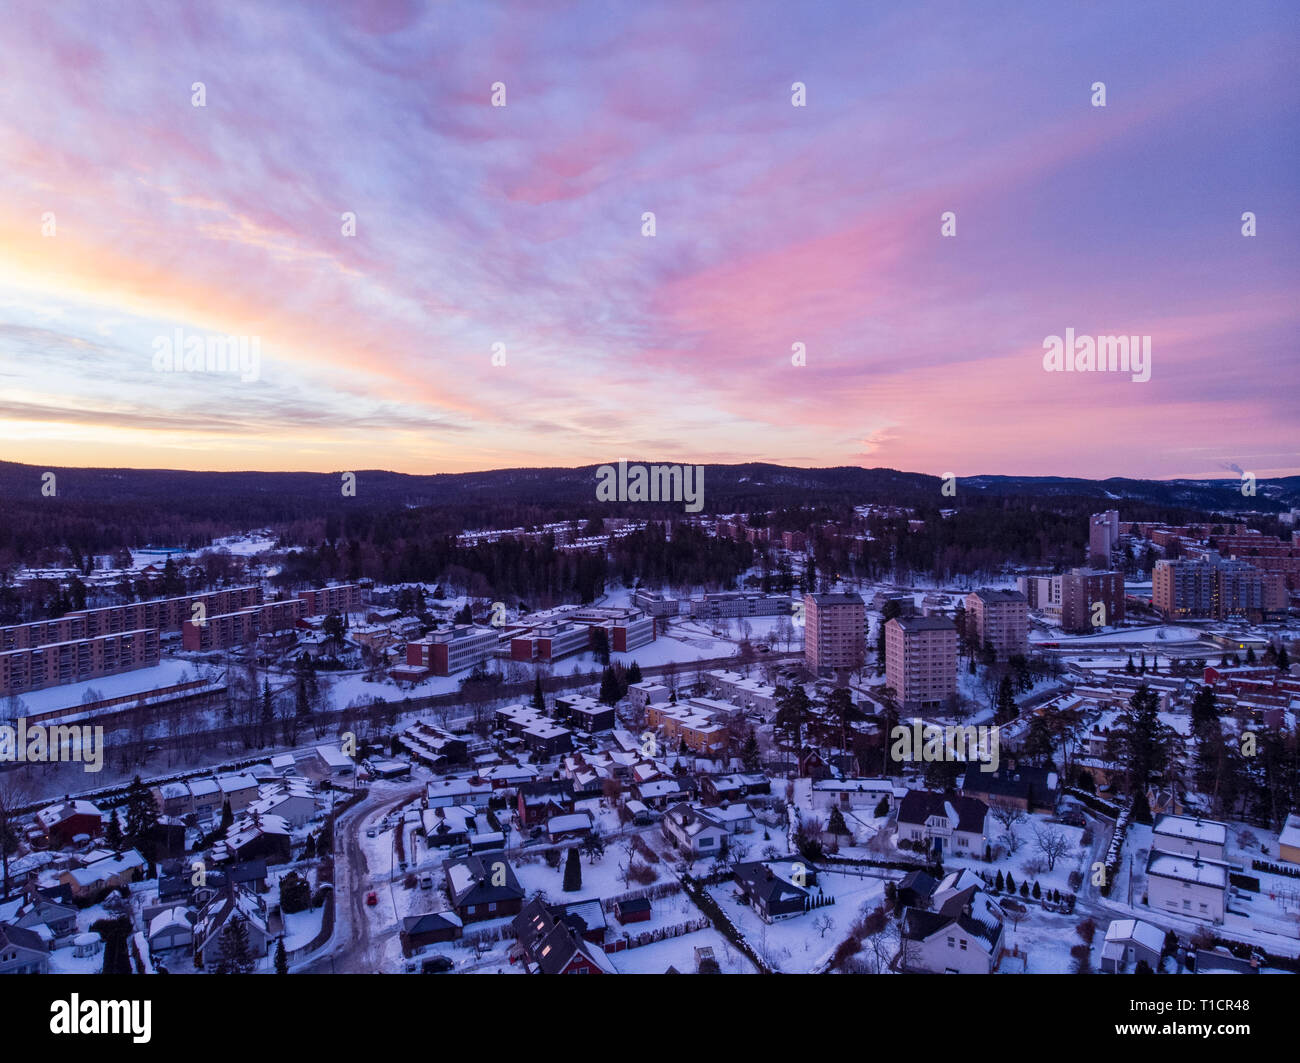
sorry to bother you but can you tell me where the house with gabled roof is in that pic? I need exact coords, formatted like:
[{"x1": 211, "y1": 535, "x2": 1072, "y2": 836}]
[
  {"x1": 0, "y1": 923, "x2": 49, "y2": 974},
  {"x1": 192, "y1": 881, "x2": 274, "y2": 967},
  {"x1": 442, "y1": 854, "x2": 524, "y2": 923},
  {"x1": 509, "y1": 897, "x2": 617, "y2": 974},
  {"x1": 732, "y1": 858, "x2": 815, "y2": 922},
  {"x1": 895, "y1": 790, "x2": 990, "y2": 859},
  {"x1": 900, "y1": 885, "x2": 1004, "y2": 974}
]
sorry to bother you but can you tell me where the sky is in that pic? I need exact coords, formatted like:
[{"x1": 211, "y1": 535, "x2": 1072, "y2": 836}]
[{"x1": 0, "y1": 0, "x2": 1296, "y2": 480}]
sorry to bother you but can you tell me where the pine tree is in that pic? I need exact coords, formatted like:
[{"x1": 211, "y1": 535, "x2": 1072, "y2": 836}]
[
  {"x1": 123, "y1": 776, "x2": 160, "y2": 871},
  {"x1": 105, "y1": 809, "x2": 124, "y2": 851},
  {"x1": 1005, "y1": 872, "x2": 1015, "y2": 893},
  {"x1": 995, "y1": 675, "x2": 1017, "y2": 724},
  {"x1": 1032, "y1": 881, "x2": 1041, "y2": 899},
  {"x1": 1125, "y1": 655, "x2": 1136, "y2": 675},
  {"x1": 626, "y1": 660, "x2": 643, "y2": 685},
  {"x1": 562, "y1": 846, "x2": 582, "y2": 892},
  {"x1": 827, "y1": 806, "x2": 850, "y2": 837},
  {"x1": 741, "y1": 730, "x2": 761, "y2": 773},
  {"x1": 1246, "y1": 646, "x2": 1256, "y2": 664},
  {"x1": 1277, "y1": 645, "x2": 1290, "y2": 671},
  {"x1": 217, "y1": 915, "x2": 254, "y2": 974},
  {"x1": 1019, "y1": 880, "x2": 1029, "y2": 898},
  {"x1": 274, "y1": 937, "x2": 288, "y2": 975},
  {"x1": 995, "y1": 870, "x2": 1005, "y2": 891},
  {"x1": 873, "y1": 796, "x2": 890, "y2": 818},
  {"x1": 531, "y1": 675, "x2": 545, "y2": 711},
  {"x1": 296, "y1": 672, "x2": 310, "y2": 719}
]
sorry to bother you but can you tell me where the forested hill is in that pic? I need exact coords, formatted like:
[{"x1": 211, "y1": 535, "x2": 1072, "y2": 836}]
[{"x1": 0, "y1": 459, "x2": 1295, "y2": 562}]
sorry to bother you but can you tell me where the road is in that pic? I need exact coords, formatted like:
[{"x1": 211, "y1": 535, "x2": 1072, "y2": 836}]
[{"x1": 296, "y1": 781, "x2": 424, "y2": 974}]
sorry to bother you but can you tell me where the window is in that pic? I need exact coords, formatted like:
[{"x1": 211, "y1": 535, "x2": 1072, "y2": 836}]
[
  {"x1": 959, "y1": 939, "x2": 968, "y2": 951},
  {"x1": 947, "y1": 936, "x2": 955, "y2": 949},
  {"x1": 1183, "y1": 899, "x2": 1191, "y2": 910}
]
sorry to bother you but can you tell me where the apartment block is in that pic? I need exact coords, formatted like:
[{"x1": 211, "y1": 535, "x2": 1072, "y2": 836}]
[
  {"x1": 1206, "y1": 533, "x2": 1300, "y2": 590},
  {"x1": 884, "y1": 616, "x2": 957, "y2": 713},
  {"x1": 181, "y1": 599, "x2": 305, "y2": 652},
  {"x1": 1059, "y1": 568, "x2": 1125, "y2": 633},
  {"x1": 408, "y1": 625, "x2": 501, "y2": 676},
  {"x1": 964, "y1": 589, "x2": 1028, "y2": 660},
  {"x1": 0, "y1": 628, "x2": 161, "y2": 697},
  {"x1": 298, "y1": 583, "x2": 364, "y2": 617},
  {"x1": 1155, "y1": 554, "x2": 1288, "y2": 620},
  {"x1": 1016, "y1": 575, "x2": 1061, "y2": 621},
  {"x1": 804, "y1": 592, "x2": 866, "y2": 674}
]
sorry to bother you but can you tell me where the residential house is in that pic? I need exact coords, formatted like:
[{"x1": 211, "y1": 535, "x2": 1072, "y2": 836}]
[
  {"x1": 732, "y1": 859, "x2": 814, "y2": 922},
  {"x1": 35, "y1": 800, "x2": 103, "y2": 848},
  {"x1": 895, "y1": 790, "x2": 991, "y2": 859},
  {"x1": 400, "y1": 911, "x2": 463, "y2": 955},
  {"x1": 1151, "y1": 814, "x2": 1228, "y2": 863},
  {"x1": 960, "y1": 763, "x2": 1059, "y2": 814},
  {"x1": 509, "y1": 897, "x2": 617, "y2": 974},
  {"x1": 662, "y1": 803, "x2": 728, "y2": 859},
  {"x1": 1100, "y1": 918, "x2": 1165, "y2": 974},
  {"x1": 900, "y1": 885, "x2": 1005, "y2": 974},
  {"x1": 443, "y1": 855, "x2": 524, "y2": 923},
  {"x1": 1145, "y1": 852, "x2": 1228, "y2": 923},
  {"x1": 0, "y1": 923, "x2": 50, "y2": 974},
  {"x1": 192, "y1": 882, "x2": 274, "y2": 966}
]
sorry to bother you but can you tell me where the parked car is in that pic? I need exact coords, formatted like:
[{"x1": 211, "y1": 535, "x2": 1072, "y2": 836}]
[
  {"x1": 419, "y1": 874, "x2": 433, "y2": 889},
  {"x1": 421, "y1": 956, "x2": 454, "y2": 974},
  {"x1": 366, "y1": 827, "x2": 377, "y2": 838},
  {"x1": 365, "y1": 891, "x2": 378, "y2": 907}
]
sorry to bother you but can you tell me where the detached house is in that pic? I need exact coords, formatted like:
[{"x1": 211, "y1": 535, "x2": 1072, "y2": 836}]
[
  {"x1": 732, "y1": 859, "x2": 815, "y2": 922},
  {"x1": 35, "y1": 800, "x2": 104, "y2": 848},
  {"x1": 0, "y1": 923, "x2": 49, "y2": 974},
  {"x1": 517, "y1": 780, "x2": 574, "y2": 827},
  {"x1": 510, "y1": 898, "x2": 617, "y2": 974},
  {"x1": 895, "y1": 791, "x2": 991, "y2": 859},
  {"x1": 443, "y1": 855, "x2": 524, "y2": 923},
  {"x1": 662, "y1": 803, "x2": 728, "y2": 859},
  {"x1": 900, "y1": 881, "x2": 1004, "y2": 974},
  {"x1": 192, "y1": 882, "x2": 274, "y2": 967}
]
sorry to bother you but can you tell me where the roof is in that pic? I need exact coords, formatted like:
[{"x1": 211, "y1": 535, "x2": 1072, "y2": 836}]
[
  {"x1": 1280, "y1": 813, "x2": 1300, "y2": 850},
  {"x1": 1146, "y1": 852, "x2": 1229, "y2": 889},
  {"x1": 897, "y1": 790, "x2": 989, "y2": 834},
  {"x1": 890, "y1": 615, "x2": 957, "y2": 634},
  {"x1": 442, "y1": 855, "x2": 523, "y2": 906},
  {"x1": 402, "y1": 910, "x2": 463, "y2": 934},
  {"x1": 1152, "y1": 814, "x2": 1227, "y2": 847},
  {"x1": 0, "y1": 923, "x2": 46, "y2": 953},
  {"x1": 1105, "y1": 918, "x2": 1165, "y2": 954}
]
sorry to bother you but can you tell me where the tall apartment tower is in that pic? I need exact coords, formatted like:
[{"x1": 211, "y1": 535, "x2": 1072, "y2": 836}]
[
  {"x1": 1088, "y1": 510, "x2": 1120, "y2": 567},
  {"x1": 804, "y1": 592, "x2": 866, "y2": 674},
  {"x1": 885, "y1": 616, "x2": 958, "y2": 713},
  {"x1": 1059, "y1": 568, "x2": 1125, "y2": 632},
  {"x1": 964, "y1": 589, "x2": 1029, "y2": 660}
]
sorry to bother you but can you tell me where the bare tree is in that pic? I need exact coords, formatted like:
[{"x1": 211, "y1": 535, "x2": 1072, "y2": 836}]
[
  {"x1": 1033, "y1": 825, "x2": 1071, "y2": 872},
  {"x1": 0, "y1": 774, "x2": 32, "y2": 900},
  {"x1": 812, "y1": 913, "x2": 836, "y2": 939},
  {"x1": 989, "y1": 798, "x2": 1027, "y2": 854}
]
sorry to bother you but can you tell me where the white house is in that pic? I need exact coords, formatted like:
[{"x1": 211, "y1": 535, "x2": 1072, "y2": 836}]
[
  {"x1": 900, "y1": 885, "x2": 1004, "y2": 974},
  {"x1": 1151, "y1": 814, "x2": 1227, "y2": 862},
  {"x1": 1145, "y1": 851, "x2": 1228, "y2": 923},
  {"x1": 1101, "y1": 918, "x2": 1165, "y2": 974},
  {"x1": 662, "y1": 803, "x2": 728, "y2": 858},
  {"x1": 895, "y1": 791, "x2": 991, "y2": 858}
]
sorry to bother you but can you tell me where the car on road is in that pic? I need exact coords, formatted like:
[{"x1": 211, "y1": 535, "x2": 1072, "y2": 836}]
[
  {"x1": 419, "y1": 874, "x2": 433, "y2": 889},
  {"x1": 365, "y1": 891, "x2": 378, "y2": 906},
  {"x1": 366, "y1": 827, "x2": 377, "y2": 838}
]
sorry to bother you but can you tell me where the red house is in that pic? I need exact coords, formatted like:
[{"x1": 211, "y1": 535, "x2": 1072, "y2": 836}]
[{"x1": 35, "y1": 800, "x2": 104, "y2": 848}]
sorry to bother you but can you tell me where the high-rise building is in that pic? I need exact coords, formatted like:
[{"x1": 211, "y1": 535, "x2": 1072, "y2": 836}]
[
  {"x1": 1059, "y1": 568, "x2": 1125, "y2": 632},
  {"x1": 1089, "y1": 510, "x2": 1121, "y2": 566},
  {"x1": 885, "y1": 616, "x2": 957, "y2": 713},
  {"x1": 965, "y1": 589, "x2": 1029, "y2": 660},
  {"x1": 1154, "y1": 553, "x2": 1289, "y2": 620},
  {"x1": 804, "y1": 592, "x2": 865, "y2": 674}
]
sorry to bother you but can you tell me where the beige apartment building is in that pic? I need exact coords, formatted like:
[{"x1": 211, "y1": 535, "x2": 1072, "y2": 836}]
[
  {"x1": 964, "y1": 589, "x2": 1028, "y2": 660},
  {"x1": 804, "y1": 592, "x2": 865, "y2": 674},
  {"x1": 885, "y1": 616, "x2": 957, "y2": 713}
]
